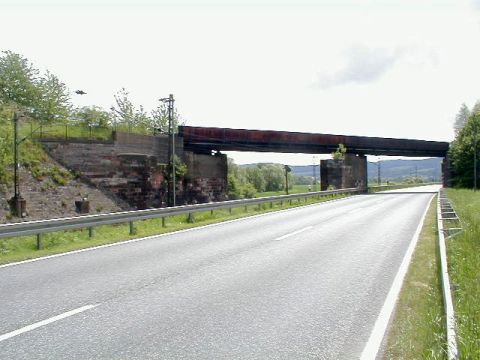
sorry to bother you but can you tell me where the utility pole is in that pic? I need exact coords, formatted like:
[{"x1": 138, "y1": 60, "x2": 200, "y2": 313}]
[
  {"x1": 284, "y1": 165, "x2": 291, "y2": 195},
  {"x1": 11, "y1": 112, "x2": 26, "y2": 217},
  {"x1": 377, "y1": 161, "x2": 381, "y2": 186},
  {"x1": 160, "y1": 94, "x2": 176, "y2": 206}
]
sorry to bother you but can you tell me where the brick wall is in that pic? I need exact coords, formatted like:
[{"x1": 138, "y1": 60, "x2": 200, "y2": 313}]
[
  {"x1": 320, "y1": 154, "x2": 367, "y2": 191},
  {"x1": 42, "y1": 132, "x2": 228, "y2": 209}
]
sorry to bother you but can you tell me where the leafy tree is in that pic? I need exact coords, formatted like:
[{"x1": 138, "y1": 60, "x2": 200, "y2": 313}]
[
  {"x1": 33, "y1": 71, "x2": 71, "y2": 124},
  {"x1": 450, "y1": 112, "x2": 480, "y2": 188},
  {"x1": 246, "y1": 167, "x2": 266, "y2": 192},
  {"x1": 332, "y1": 143, "x2": 347, "y2": 160},
  {"x1": 0, "y1": 51, "x2": 39, "y2": 109},
  {"x1": 295, "y1": 175, "x2": 313, "y2": 185},
  {"x1": 454, "y1": 103, "x2": 470, "y2": 137},
  {"x1": 74, "y1": 106, "x2": 112, "y2": 127},
  {"x1": 151, "y1": 100, "x2": 183, "y2": 134},
  {"x1": 473, "y1": 100, "x2": 480, "y2": 115},
  {"x1": 111, "y1": 88, "x2": 136, "y2": 129},
  {"x1": 259, "y1": 164, "x2": 286, "y2": 191},
  {"x1": 0, "y1": 105, "x2": 14, "y2": 185}
]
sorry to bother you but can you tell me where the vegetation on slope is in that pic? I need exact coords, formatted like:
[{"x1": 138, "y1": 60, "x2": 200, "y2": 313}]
[
  {"x1": 445, "y1": 189, "x2": 480, "y2": 358},
  {"x1": 384, "y1": 197, "x2": 446, "y2": 359}
]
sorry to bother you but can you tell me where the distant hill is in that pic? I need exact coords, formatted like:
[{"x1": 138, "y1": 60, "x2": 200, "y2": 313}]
[{"x1": 240, "y1": 158, "x2": 443, "y2": 182}]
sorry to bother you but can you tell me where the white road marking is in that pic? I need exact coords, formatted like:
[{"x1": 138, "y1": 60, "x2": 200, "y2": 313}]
[
  {"x1": 360, "y1": 195, "x2": 434, "y2": 360},
  {"x1": 0, "y1": 195, "x2": 354, "y2": 270},
  {"x1": 0, "y1": 304, "x2": 98, "y2": 342},
  {"x1": 274, "y1": 226, "x2": 313, "y2": 241}
]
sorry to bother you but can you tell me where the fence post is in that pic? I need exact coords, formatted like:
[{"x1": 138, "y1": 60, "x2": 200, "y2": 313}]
[
  {"x1": 37, "y1": 234, "x2": 43, "y2": 250},
  {"x1": 129, "y1": 221, "x2": 136, "y2": 235}
]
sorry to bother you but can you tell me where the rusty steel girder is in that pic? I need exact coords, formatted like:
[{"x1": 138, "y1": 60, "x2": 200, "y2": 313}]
[{"x1": 178, "y1": 126, "x2": 449, "y2": 157}]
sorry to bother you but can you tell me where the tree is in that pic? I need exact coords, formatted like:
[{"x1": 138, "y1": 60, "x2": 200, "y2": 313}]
[
  {"x1": 0, "y1": 51, "x2": 39, "y2": 109},
  {"x1": 74, "y1": 106, "x2": 112, "y2": 127},
  {"x1": 259, "y1": 164, "x2": 286, "y2": 192},
  {"x1": 332, "y1": 143, "x2": 347, "y2": 160},
  {"x1": 246, "y1": 167, "x2": 266, "y2": 192},
  {"x1": 454, "y1": 103, "x2": 470, "y2": 137},
  {"x1": 111, "y1": 88, "x2": 136, "y2": 129},
  {"x1": 151, "y1": 100, "x2": 183, "y2": 134},
  {"x1": 33, "y1": 71, "x2": 71, "y2": 124},
  {"x1": 450, "y1": 112, "x2": 480, "y2": 188}
]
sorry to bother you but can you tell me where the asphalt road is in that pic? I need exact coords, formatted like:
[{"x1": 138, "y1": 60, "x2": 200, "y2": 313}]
[{"x1": 0, "y1": 185, "x2": 439, "y2": 359}]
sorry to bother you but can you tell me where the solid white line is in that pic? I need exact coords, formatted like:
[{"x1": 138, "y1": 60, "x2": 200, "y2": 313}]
[
  {"x1": 274, "y1": 226, "x2": 313, "y2": 241},
  {"x1": 0, "y1": 304, "x2": 98, "y2": 343},
  {"x1": 0, "y1": 195, "x2": 356, "y2": 269},
  {"x1": 360, "y1": 194, "x2": 434, "y2": 360}
]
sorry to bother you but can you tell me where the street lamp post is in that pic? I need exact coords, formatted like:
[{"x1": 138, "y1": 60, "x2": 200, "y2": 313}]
[
  {"x1": 10, "y1": 112, "x2": 26, "y2": 217},
  {"x1": 160, "y1": 94, "x2": 176, "y2": 206}
]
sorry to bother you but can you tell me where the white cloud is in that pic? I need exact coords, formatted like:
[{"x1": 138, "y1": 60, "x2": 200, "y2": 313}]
[
  {"x1": 313, "y1": 46, "x2": 404, "y2": 89},
  {"x1": 472, "y1": 0, "x2": 480, "y2": 10}
]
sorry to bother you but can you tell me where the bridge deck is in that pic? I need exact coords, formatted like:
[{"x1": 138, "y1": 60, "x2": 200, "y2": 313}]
[{"x1": 178, "y1": 126, "x2": 449, "y2": 157}]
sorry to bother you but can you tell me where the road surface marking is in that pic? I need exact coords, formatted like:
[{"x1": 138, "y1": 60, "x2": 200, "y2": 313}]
[
  {"x1": 360, "y1": 195, "x2": 434, "y2": 360},
  {"x1": 0, "y1": 304, "x2": 98, "y2": 343},
  {"x1": 0, "y1": 197, "x2": 354, "y2": 270},
  {"x1": 274, "y1": 226, "x2": 313, "y2": 241}
]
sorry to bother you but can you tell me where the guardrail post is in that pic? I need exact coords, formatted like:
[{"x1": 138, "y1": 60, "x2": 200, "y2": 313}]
[
  {"x1": 36, "y1": 234, "x2": 43, "y2": 250},
  {"x1": 129, "y1": 221, "x2": 136, "y2": 235},
  {"x1": 88, "y1": 227, "x2": 95, "y2": 238}
]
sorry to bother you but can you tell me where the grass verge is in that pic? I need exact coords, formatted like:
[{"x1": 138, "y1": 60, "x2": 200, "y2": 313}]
[
  {"x1": 383, "y1": 195, "x2": 447, "y2": 359},
  {"x1": 445, "y1": 189, "x2": 480, "y2": 359},
  {"x1": 0, "y1": 193, "x2": 348, "y2": 265}
]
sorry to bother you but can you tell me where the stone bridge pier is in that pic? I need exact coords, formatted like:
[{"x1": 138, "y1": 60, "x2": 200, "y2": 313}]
[{"x1": 320, "y1": 154, "x2": 367, "y2": 191}]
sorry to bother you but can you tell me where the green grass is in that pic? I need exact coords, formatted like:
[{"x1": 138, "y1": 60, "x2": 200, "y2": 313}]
[
  {"x1": 445, "y1": 189, "x2": 480, "y2": 359},
  {"x1": 258, "y1": 184, "x2": 320, "y2": 197},
  {"x1": 24, "y1": 123, "x2": 114, "y2": 141},
  {"x1": 383, "y1": 196, "x2": 447, "y2": 359},
  {"x1": 0, "y1": 192, "x2": 348, "y2": 265},
  {"x1": 20, "y1": 121, "x2": 157, "y2": 142}
]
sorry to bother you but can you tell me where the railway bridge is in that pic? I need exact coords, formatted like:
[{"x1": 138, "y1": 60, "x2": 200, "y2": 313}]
[{"x1": 179, "y1": 126, "x2": 450, "y2": 190}]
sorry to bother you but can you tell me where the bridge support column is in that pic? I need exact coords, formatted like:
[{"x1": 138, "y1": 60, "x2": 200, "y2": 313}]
[{"x1": 320, "y1": 154, "x2": 367, "y2": 192}]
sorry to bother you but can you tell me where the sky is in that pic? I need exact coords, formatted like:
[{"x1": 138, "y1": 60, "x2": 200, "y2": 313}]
[{"x1": 1, "y1": 0, "x2": 480, "y2": 165}]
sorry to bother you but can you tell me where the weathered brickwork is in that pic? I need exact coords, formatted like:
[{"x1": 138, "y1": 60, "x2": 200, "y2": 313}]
[
  {"x1": 42, "y1": 132, "x2": 228, "y2": 209},
  {"x1": 320, "y1": 154, "x2": 367, "y2": 191}
]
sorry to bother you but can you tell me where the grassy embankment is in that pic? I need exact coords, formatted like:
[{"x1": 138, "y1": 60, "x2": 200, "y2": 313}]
[
  {"x1": 383, "y1": 195, "x2": 446, "y2": 359},
  {"x1": 445, "y1": 189, "x2": 480, "y2": 358},
  {"x1": 0, "y1": 192, "x2": 349, "y2": 265},
  {"x1": 385, "y1": 189, "x2": 480, "y2": 359}
]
